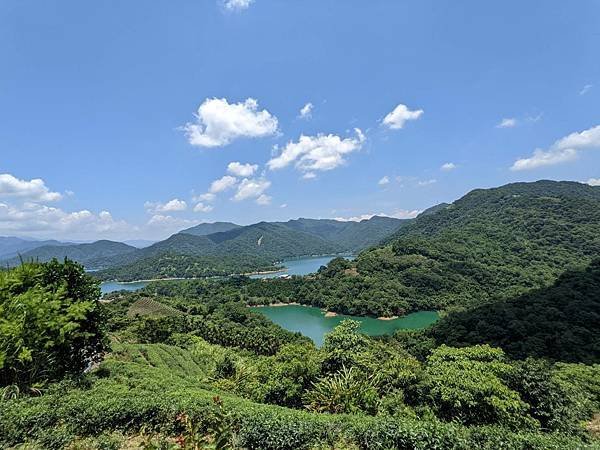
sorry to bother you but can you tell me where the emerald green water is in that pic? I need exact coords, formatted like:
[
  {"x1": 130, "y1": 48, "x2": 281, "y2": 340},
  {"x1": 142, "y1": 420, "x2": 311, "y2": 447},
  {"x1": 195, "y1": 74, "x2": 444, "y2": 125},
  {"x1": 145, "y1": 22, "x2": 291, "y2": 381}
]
[{"x1": 251, "y1": 304, "x2": 439, "y2": 346}]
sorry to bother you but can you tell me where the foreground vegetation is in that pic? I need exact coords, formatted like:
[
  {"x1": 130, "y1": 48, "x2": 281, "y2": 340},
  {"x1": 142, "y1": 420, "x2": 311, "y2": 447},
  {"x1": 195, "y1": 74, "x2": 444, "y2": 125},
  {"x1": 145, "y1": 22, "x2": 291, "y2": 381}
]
[{"x1": 1, "y1": 260, "x2": 599, "y2": 449}]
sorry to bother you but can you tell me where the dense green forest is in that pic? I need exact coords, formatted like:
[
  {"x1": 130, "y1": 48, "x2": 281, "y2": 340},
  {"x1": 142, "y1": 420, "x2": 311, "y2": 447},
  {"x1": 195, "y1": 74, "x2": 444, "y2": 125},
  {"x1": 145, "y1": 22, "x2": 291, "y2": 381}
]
[
  {"x1": 1, "y1": 260, "x2": 599, "y2": 449},
  {"x1": 429, "y1": 259, "x2": 600, "y2": 363}
]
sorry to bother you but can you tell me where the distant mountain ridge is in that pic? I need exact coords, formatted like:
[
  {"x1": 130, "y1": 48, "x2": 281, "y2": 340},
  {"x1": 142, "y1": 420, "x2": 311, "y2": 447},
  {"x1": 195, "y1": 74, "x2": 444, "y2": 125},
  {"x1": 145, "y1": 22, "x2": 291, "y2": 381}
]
[
  {"x1": 3, "y1": 216, "x2": 406, "y2": 280},
  {"x1": 180, "y1": 221, "x2": 242, "y2": 236},
  {"x1": 0, "y1": 236, "x2": 68, "y2": 259},
  {"x1": 3, "y1": 240, "x2": 138, "y2": 269}
]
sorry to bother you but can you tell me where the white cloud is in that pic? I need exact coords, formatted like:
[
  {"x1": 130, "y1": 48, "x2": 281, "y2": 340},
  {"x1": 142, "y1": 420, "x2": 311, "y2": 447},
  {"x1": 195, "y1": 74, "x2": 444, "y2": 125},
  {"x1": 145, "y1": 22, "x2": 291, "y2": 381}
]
[
  {"x1": 194, "y1": 192, "x2": 216, "y2": 202},
  {"x1": 378, "y1": 176, "x2": 390, "y2": 186},
  {"x1": 302, "y1": 172, "x2": 317, "y2": 180},
  {"x1": 440, "y1": 162, "x2": 457, "y2": 171},
  {"x1": 227, "y1": 161, "x2": 258, "y2": 177},
  {"x1": 298, "y1": 102, "x2": 313, "y2": 120},
  {"x1": 193, "y1": 202, "x2": 214, "y2": 213},
  {"x1": 334, "y1": 209, "x2": 421, "y2": 222},
  {"x1": 210, "y1": 175, "x2": 238, "y2": 193},
  {"x1": 382, "y1": 103, "x2": 423, "y2": 130},
  {"x1": 233, "y1": 178, "x2": 271, "y2": 201},
  {"x1": 223, "y1": 0, "x2": 253, "y2": 11},
  {"x1": 280, "y1": 203, "x2": 288, "y2": 208},
  {"x1": 585, "y1": 178, "x2": 600, "y2": 186},
  {"x1": 496, "y1": 118, "x2": 517, "y2": 128},
  {"x1": 183, "y1": 98, "x2": 278, "y2": 148},
  {"x1": 0, "y1": 202, "x2": 133, "y2": 239},
  {"x1": 256, "y1": 194, "x2": 271, "y2": 205},
  {"x1": 511, "y1": 148, "x2": 578, "y2": 171},
  {"x1": 511, "y1": 124, "x2": 600, "y2": 171},
  {"x1": 267, "y1": 129, "x2": 365, "y2": 174},
  {"x1": 144, "y1": 198, "x2": 187, "y2": 213},
  {"x1": 0, "y1": 173, "x2": 62, "y2": 202},
  {"x1": 580, "y1": 84, "x2": 593, "y2": 96},
  {"x1": 147, "y1": 214, "x2": 194, "y2": 231},
  {"x1": 417, "y1": 179, "x2": 437, "y2": 186}
]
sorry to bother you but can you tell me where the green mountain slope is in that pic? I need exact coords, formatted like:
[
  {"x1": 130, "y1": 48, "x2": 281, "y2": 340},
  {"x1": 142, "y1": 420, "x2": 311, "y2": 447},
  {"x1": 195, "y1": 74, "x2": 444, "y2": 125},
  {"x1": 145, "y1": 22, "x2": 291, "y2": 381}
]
[
  {"x1": 0, "y1": 236, "x2": 67, "y2": 259},
  {"x1": 5, "y1": 240, "x2": 137, "y2": 269},
  {"x1": 179, "y1": 221, "x2": 241, "y2": 236},
  {"x1": 430, "y1": 259, "x2": 600, "y2": 363},
  {"x1": 281, "y1": 215, "x2": 407, "y2": 251},
  {"x1": 288, "y1": 180, "x2": 600, "y2": 316}
]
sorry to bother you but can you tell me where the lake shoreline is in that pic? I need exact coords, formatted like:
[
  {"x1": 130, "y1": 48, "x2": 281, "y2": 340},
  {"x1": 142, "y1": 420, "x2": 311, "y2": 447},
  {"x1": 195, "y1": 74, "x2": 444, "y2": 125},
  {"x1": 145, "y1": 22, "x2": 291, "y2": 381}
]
[{"x1": 250, "y1": 304, "x2": 440, "y2": 346}]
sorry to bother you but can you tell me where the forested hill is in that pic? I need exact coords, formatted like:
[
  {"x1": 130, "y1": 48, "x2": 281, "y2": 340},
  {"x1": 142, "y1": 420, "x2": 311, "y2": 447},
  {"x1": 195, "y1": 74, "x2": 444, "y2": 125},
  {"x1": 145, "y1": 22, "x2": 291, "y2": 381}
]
[
  {"x1": 179, "y1": 221, "x2": 241, "y2": 236},
  {"x1": 279, "y1": 216, "x2": 409, "y2": 252},
  {"x1": 430, "y1": 259, "x2": 600, "y2": 363},
  {"x1": 3, "y1": 240, "x2": 137, "y2": 269},
  {"x1": 0, "y1": 236, "x2": 67, "y2": 259},
  {"x1": 296, "y1": 180, "x2": 600, "y2": 316}
]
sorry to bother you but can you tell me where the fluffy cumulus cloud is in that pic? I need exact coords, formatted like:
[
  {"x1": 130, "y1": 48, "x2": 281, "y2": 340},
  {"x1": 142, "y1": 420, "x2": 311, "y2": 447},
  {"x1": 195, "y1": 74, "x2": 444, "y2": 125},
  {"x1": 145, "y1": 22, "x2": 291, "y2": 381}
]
[
  {"x1": 511, "y1": 124, "x2": 600, "y2": 171},
  {"x1": 382, "y1": 103, "x2": 423, "y2": 129},
  {"x1": 146, "y1": 214, "x2": 194, "y2": 231},
  {"x1": 144, "y1": 198, "x2": 187, "y2": 213},
  {"x1": 210, "y1": 175, "x2": 238, "y2": 193},
  {"x1": 0, "y1": 201, "x2": 132, "y2": 239},
  {"x1": 298, "y1": 102, "x2": 313, "y2": 120},
  {"x1": 334, "y1": 209, "x2": 422, "y2": 222},
  {"x1": 193, "y1": 202, "x2": 214, "y2": 213},
  {"x1": 183, "y1": 98, "x2": 278, "y2": 148},
  {"x1": 256, "y1": 194, "x2": 272, "y2": 205},
  {"x1": 440, "y1": 162, "x2": 457, "y2": 171},
  {"x1": 233, "y1": 178, "x2": 271, "y2": 202},
  {"x1": 227, "y1": 161, "x2": 258, "y2": 177},
  {"x1": 222, "y1": 0, "x2": 253, "y2": 11},
  {"x1": 586, "y1": 178, "x2": 600, "y2": 186},
  {"x1": 267, "y1": 129, "x2": 365, "y2": 175},
  {"x1": 0, "y1": 173, "x2": 62, "y2": 202},
  {"x1": 496, "y1": 118, "x2": 517, "y2": 128},
  {"x1": 194, "y1": 192, "x2": 216, "y2": 202},
  {"x1": 378, "y1": 176, "x2": 390, "y2": 186},
  {"x1": 0, "y1": 172, "x2": 139, "y2": 240}
]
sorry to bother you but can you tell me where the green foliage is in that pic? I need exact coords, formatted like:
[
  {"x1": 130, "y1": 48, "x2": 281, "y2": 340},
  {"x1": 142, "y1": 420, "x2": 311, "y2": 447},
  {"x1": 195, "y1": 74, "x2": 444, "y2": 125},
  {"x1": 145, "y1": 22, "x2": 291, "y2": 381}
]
[
  {"x1": 321, "y1": 320, "x2": 370, "y2": 372},
  {"x1": 430, "y1": 260, "x2": 600, "y2": 363},
  {"x1": 417, "y1": 345, "x2": 536, "y2": 429},
  {"x1": 0, "y1": 259, "x2": 106, "y2": 389},
  {"x1": 304, "y1": 366, "x2": 381, "y2": 415}
]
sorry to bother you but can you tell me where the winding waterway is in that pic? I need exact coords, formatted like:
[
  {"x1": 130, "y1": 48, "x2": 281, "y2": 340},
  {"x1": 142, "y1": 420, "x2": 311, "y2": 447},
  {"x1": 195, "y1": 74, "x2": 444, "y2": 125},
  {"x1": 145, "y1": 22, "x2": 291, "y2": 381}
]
[{"x1": 100, "y1": 254, "x2": 353, "y2": 293}]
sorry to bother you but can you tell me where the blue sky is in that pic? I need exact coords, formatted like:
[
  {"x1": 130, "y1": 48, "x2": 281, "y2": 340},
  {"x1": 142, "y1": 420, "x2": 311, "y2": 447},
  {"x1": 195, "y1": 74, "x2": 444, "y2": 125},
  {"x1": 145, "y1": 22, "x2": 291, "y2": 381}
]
[{"x1": 1, "y1": 0, "x2": 599, "y2": 240}]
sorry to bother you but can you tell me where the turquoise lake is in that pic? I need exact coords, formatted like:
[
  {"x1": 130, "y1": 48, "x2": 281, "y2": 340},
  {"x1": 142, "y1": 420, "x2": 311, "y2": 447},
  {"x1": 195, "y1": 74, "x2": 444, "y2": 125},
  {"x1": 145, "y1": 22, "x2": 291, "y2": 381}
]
[{"x1": 251, "y1": 304, "x2": 439, "y2": 346}]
